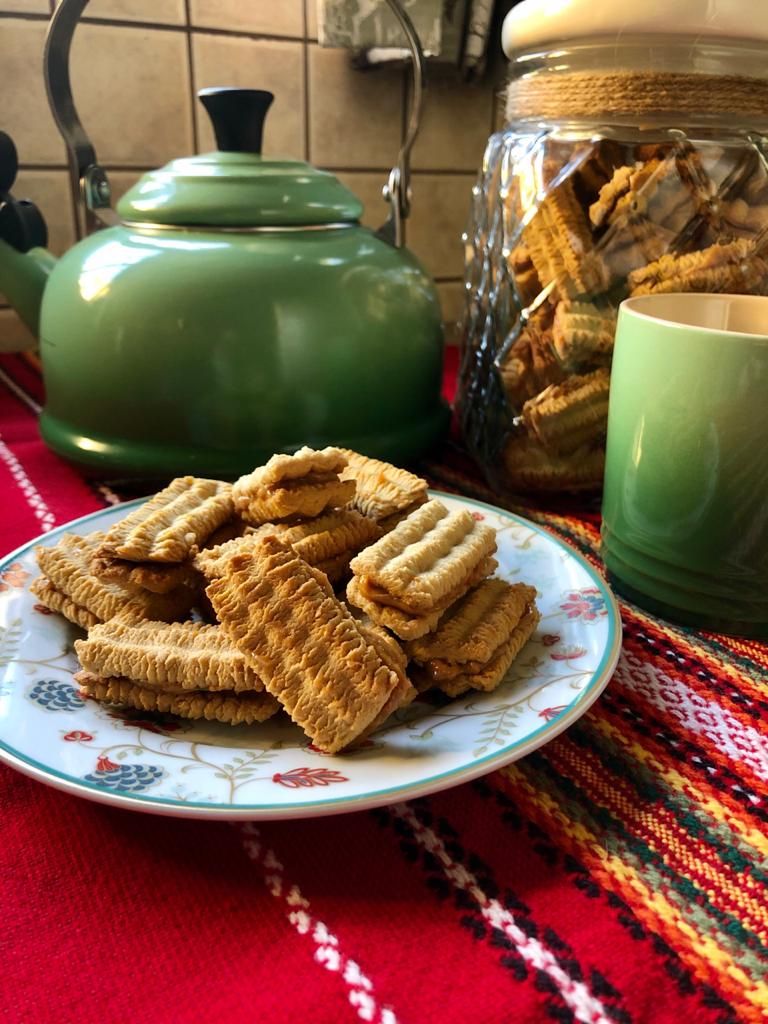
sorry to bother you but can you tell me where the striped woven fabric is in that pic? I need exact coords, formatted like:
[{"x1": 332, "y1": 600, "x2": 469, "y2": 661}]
[{"x1": 1, "y1": 351, "x2": 767, "y2": 1024}]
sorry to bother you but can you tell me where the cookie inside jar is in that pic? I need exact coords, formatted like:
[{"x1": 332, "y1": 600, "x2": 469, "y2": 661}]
[{"x1": 457, "y1": 8, "x2": 768, "y2": 497}]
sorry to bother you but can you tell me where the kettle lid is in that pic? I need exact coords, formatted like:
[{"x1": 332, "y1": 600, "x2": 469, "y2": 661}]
[{"x1": 117, "y1": 89, "x2": 363, "y2": 228}]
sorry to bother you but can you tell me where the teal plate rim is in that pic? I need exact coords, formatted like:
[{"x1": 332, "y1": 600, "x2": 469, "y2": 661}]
[{"x1": 0, "y1": 491, "x2": 623, "y2": 820}]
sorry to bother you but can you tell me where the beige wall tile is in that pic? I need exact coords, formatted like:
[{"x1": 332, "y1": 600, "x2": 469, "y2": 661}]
[
  {"x1": 13, "y1": 169, "x2": 76, "y2": 255},
  {"x1": 78, "y1": 0, "x2": 185, "y2": 23},
  {"x1": 1, "y1": 1, "x2": 49, "y2": 11},
  {"x1": 309, "y1": 45, "x2": 402, "y2": 169},
  {"x1": 332, "y1": 171, "x2": 388, "y2": 230},
  {"x1": 0, "y1": 308, "x2": 36, "y2": 353},
  {"x1": 70, "y1": 23, "x2": 193, "y2": 167},
  {"x1": 190, "y1": 0, "x2": 304, "y2": 36},
  {"x1": 411, "y1": 73, "x2": 493, "y2": 172},
  {"x1": 0, "y1": 19, "x2": 66, "y2": 164},
  {"x1": 437, "y1": 280, "x2": 467, "y2": 345},
  {"x1": 192, "y1": 34, "x2": 305, "y2": 159},
  {"x1": 305, "y1": 0, "x2": 317, "y2": 39},
  {"x1": 407, "y1": 173, "x2": 474, "y2": 279}
]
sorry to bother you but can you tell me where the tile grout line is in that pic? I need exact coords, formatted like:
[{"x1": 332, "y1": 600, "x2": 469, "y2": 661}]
[
  {"x1": 18, "y1": 163, "x2": 482, "y2": 177},
  {"x1": 0, "y1": 10, "x2": 307, "y2": 44},
  {"x1": 183, "y1": 0, "x2": 200, "y2": 154},
  {"x1": 302, "y1": 1, "x2": 311, "y2": 162}
]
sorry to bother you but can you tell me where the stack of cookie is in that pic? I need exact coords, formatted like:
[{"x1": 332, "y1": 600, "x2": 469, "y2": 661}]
[
  {"x1": 31, "y1": 532, "x2": 195, "y2": 628},
  {"x1": 345, "y1": 499, "x2": 498, "y2": 640},
  {"x1": 92, "y1": 475, "x2": 234, "y2": 600},
  {"x1": 488, "y1": 139, "x2": 768, "y2": 493},
  {"x1": 340, "y1": 449, "x2": 429, "y2": 529},
  {"x1": 232, "y1": 445, "x2": 355, "y2": 523},
  {"x1": 36, "y1": 447, "x2": 540, "y2": 752},
  {"x1": 75, "y1": 618, "x2": 280, "y2": 726},
  {"x1": 406, "y1": 579, "x2": 540, "y2": 698}
]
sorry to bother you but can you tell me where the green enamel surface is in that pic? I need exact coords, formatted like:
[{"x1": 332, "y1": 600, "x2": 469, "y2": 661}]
[
  {"x1": 116, "y1": 152, "x2": 363, "y2": 227},
  {"x1": 37, "y1": 223, "x2": 447, "y2": 478},
  {"x1": 601, "y1": 305, "x2": 768, "y2": 637},
  {"x1": 0, "y1": 240, "x2": 55, "y2": 336}
]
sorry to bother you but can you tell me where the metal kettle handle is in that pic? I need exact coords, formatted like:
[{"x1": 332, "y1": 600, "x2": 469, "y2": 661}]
[
  {"x1": 45, "y1": 0, "x2": 425, "y2": 244},
  {"x1": 375, "y1": 0, "x2": 426, "y2": 248},
  {"x1": 44, "y1": 0, "x2": 117, "y2": 233}
]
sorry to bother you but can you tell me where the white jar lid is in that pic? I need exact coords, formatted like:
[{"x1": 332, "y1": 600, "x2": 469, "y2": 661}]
[{"x1": 502, "y1": 0, "x2": 768, "y2": 56}]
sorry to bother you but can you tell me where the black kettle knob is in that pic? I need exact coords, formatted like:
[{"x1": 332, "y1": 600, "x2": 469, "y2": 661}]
[
  {"x1": 0, "y1": 130, "x2": 48, "y2": 252},
  {"x1": 198, "y1": 88, "x2": 274, "y2": 155}
]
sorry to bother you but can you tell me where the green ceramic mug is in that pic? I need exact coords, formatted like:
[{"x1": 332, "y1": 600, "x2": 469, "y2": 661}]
[{"x1": 601, "y1": 292, "x2": 768, "y2": 639}]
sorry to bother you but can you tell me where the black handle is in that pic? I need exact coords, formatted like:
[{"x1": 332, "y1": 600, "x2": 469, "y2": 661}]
[
  {"x1": 0, "y1": 131, "x2": 48, "y2": 252},
  {"x1": 198, "y1": 88, "x2": 274, "y2": 155}
]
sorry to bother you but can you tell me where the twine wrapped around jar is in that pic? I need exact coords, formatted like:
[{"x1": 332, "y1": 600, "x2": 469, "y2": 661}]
[{"x1": 506, "y1": 71, "x2": 768, "y2": 121}]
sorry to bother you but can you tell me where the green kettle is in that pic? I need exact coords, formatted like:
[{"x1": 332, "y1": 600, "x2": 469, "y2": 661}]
[{"x1": 0, "y1": 0, "x2": 447, "y2": 480}]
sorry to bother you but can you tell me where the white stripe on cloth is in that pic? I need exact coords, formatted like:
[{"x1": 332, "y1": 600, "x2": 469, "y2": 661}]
[
  {"x1": 95, "y1": 483, "x2": 123, "y2": 507},
  {"x1": 236, "y1": 823, "x2": 398, "y2": 1024},
  {"x1": 0, "y1": 435, "x2": 55, "y2": 532},
  {"x1": 391, "y1": 803, "x2": 614, "y2": 1024},
  {"x1": 616, "y1": 651, "x2": 768, "y2": 785},
  {"x1": 0, "y1": 367, "x2": 42, "y2": 415}
]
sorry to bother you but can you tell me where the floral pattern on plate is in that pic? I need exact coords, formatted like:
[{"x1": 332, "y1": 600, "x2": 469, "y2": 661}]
[{"x1": 0, "y1": 493, "x2": 621, "y2": 820}]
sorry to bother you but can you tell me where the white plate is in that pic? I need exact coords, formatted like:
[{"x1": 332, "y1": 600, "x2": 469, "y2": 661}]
[{"x1": 0, "y1": 492, "x2": 621, "y2": 820}]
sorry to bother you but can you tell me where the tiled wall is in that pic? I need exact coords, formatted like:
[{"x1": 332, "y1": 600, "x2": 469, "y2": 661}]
[{"x1": 0, "y1": 0, "x2": 506, "y2": 351}]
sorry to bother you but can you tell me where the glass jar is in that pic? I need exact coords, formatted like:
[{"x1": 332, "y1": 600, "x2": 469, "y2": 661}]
[{"x1": 457, "y1": 28, "x2": 768, "y2": 495}]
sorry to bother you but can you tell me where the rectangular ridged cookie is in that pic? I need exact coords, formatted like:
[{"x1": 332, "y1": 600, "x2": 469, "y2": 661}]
[
  {"x1": 345, "y1": 577, "x2": 446, "y2": 640},
  {"x1": 377, "y1": 500, "x2": 430, "y2": 534},
  {"x1": 353, "y1": 618, "x2": 416, "y2": 735},
  {"x1": 236, "y1": 478, "x2": 356, "y2": 525},
  {"x1": 195, "y1": 510, "x2": 381, "y2": 581},
  {"x1": 345, "y1": 554, "x2": 497, "y2": 641},
  {"x1": 232, "y1": 446, "x2": 355, "y2": 525},
  {"x1": 194, "y1": 532, "x2": 262, "y2": 580},
  {"x1": 521, "y1": 368, "x2": 610, "y2": 456},
  {"x1": 522, "y1": 178, "x2": 608, "y2": 299},
  {"x1": 75, "y1": 619, "x2": 263, "y2": 692},
  {"x1": 628, "y1": 239, "x2": 768, "y2": 297},
  {"x1": 339, "y1": 449, "x2": 428, "y2": 521},
  {"x1": 97, "y1": 477, "x2": 233, "y2": 563},
  {"x1": 349, "y1": 499, "x2": 497, "y2": 613},
  {"x1": 503, "y1": 436, "x2": 605, "y2": 493},
  {"x1": 75, "y1": 671, "x2": 279, "y2": 726},
  {"x1": 552, "y1": 301, "x2": 616, "y2": 371},
  {"x1": 30, "y1": 577, "x2": 99, "y2": 630},
  {"x1": 251, "y1": 446, "x2": 348, "y2": 487},
  {"x1": 255, "y1": 510, "x2": 382, "y2": 566},
  {"x1": 437, "y1": 605, "x2": 541, "y2": 696},
  {"x1": 406, "y1": 580, "x2": 539, "y2": 665},
  {"x1": 206, "y1": 537, "x2": 402, "y2": 754},
  {"x1": 36, "y1": 533, "x2": 193, "y2": 623}
]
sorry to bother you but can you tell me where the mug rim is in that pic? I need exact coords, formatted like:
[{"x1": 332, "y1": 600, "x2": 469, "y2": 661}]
[{"x1": 620, "y1": 292, "x2": 768, "y2": 342}]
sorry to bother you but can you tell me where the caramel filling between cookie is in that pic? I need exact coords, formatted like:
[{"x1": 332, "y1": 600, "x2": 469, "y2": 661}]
[
  {"x1": 423, "y1": 656, "x2": 490, "y2": 682},
  {"x1": 274, "y1": 472, "x2": 340, "y2": 491},
  {"x1": 358, "y1": 556, "x2": 496, "y2": 615}
]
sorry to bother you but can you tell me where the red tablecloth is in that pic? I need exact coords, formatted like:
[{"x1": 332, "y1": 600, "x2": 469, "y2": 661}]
[{"x1": 1, "y1": 352, "x2": 767, "y2": 1024}]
